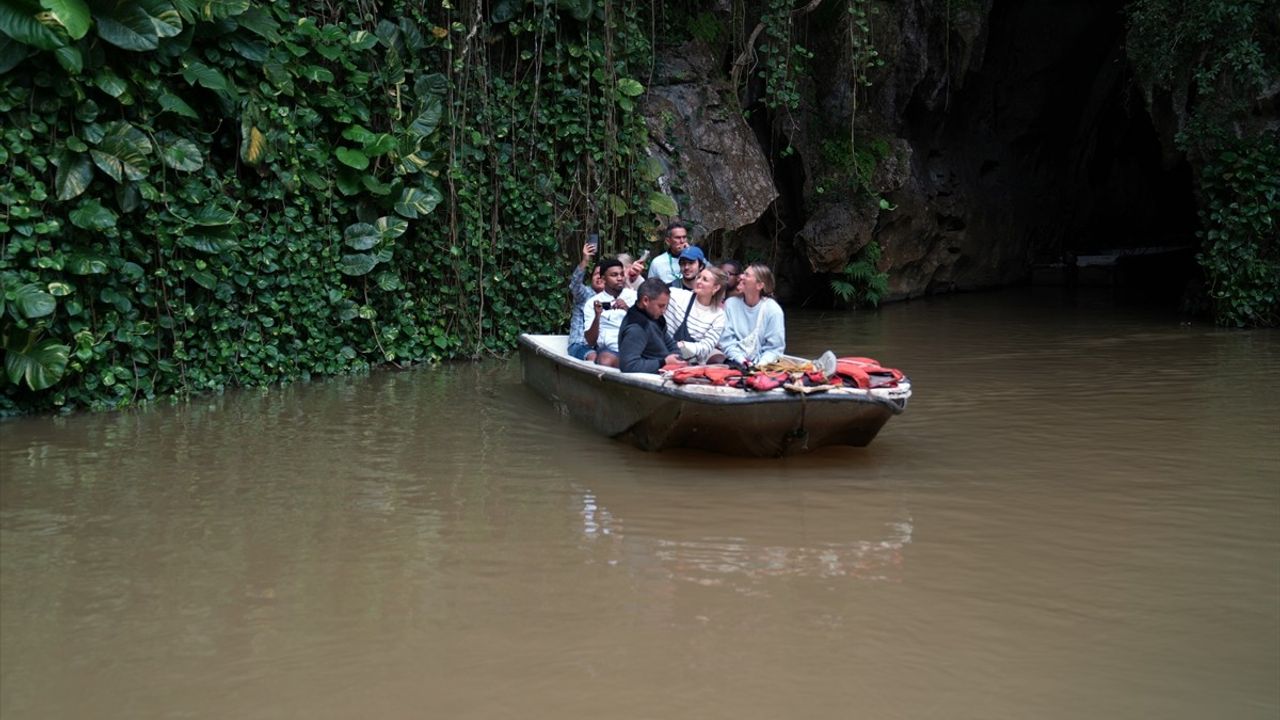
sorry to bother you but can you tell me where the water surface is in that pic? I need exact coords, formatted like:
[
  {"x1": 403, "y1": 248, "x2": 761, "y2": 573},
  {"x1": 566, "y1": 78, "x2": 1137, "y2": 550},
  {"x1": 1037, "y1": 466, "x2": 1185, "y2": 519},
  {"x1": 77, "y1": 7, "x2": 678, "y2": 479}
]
[{"x1": 2, "y1": 289, "x2": 1277, "y2": 719}]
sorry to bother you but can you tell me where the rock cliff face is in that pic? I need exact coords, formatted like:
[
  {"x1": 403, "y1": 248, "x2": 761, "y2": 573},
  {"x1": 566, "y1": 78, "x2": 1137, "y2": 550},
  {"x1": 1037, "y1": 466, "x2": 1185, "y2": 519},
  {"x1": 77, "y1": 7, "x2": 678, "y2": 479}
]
[
  {"x1": 643, "y1": 0, "x2": 1198, "y2": 303},
  {"x1": 640, "y1": 41, "x2": 778, "y2": 245}
]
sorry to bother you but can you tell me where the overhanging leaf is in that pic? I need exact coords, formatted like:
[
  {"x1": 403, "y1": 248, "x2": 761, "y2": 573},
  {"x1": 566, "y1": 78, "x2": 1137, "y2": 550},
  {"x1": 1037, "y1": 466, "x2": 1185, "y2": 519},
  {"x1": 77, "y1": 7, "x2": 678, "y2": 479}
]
[
  {"x1": 617, "y1": 77, "x2": 644, "y2": 96},
  {"x1": 348, "y1": 29, "x2": 377, "y2": 50},
  {"x1": 187, "y1": 268, "x2": 217, "y2": 289},
  {"x1": 408, "y1": 97, "x2": 443, "y2": 137},
  {"x1": 40, "y1": 0, "x2": 90, "y2": 38},
  {"x1": 0, "y1": 36, "x2": 32, "y2": 73},
  {"x1": 54, "y1": 150, "x2": 93, "y2": 200},
  {"x1": 375, "y1": 270, "x2": 403, "y2": 292},
  {"x1": 178, "y1": 229, "x2": 236, "y2": 253},
  {"x1": 53, "y1": 44, "x2": 81, "y2": 73},
  {"x1": 158, "y1": 91, "x2": 198, "y2": 118},
  {"x1": 0, "y1": 1, "x2": 67, "y2": 50},
  {"x1": 12, "y1": 283, "x2": 56, "y2": 318},
  {"x1": 240, "y1": 124, "x2": 265, "y2": 165},
  {"x1": 335, "y1": 147, "x2": 369, "y2": 170},
  {"x1": 393, "y1": 186, "x2": 442, "y2": 219},
  {"x1": 648, "y1": 192, "x2": 679, "y2": 216},
  {"x1": 181, "y1": 60, "x2": 230, "y2": 91},
  {"x1": 187, "y1": 205, "x2": 236, "y2": 226},
  {"x1": 362, "y1": 133, "x2": 396, "y2": 157},
  {"x1": 639, "y1": 154, "x2": 664, "y2": 183},
  {"x1": 375, "y1": 216, "x2": 408, "y2": 239},
  {"x1": 344, "y1": 223, "x2": 379, "y2": 250},
  {"x1": 66, "y1": 254, "x2": 109, "y2": 275},
  {"x1": 89, "y1": 121, "x2": 152, "y2": 183},
  {"x1": 338, "y1": 253, "x2": 378, "y2": 276},
  {"x1": 68, "y1": 198, "x2": 118, "y2": 230},
  {"x1": 3, "y1": 332, "x2": 70, "y2": 391},
  {"x1": 96, "y1": 5, "x2": 160, "y2": 51},
  {"x1": 158, "y1": 132, "x2": 203, "y2": 171}
]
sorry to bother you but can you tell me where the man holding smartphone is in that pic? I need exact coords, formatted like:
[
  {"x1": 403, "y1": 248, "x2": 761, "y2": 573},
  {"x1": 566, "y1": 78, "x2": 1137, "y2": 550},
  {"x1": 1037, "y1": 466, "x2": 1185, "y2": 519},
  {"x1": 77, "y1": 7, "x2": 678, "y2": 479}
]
[{"x1": 583, "y1": 258, "x2": 636, "y2": 368}]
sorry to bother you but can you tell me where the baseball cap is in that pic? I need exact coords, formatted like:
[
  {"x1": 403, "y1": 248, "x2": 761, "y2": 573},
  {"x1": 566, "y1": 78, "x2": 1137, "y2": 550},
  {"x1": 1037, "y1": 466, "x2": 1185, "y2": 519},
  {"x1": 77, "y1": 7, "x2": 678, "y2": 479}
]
[{"x1": 678, "y1": 246, "x2": 706, "y2": 264}]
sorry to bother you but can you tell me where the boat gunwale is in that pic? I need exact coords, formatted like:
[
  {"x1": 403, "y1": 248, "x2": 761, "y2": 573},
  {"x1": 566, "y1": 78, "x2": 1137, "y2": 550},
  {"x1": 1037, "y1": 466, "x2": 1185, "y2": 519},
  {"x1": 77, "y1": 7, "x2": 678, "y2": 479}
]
[{"x1": 518, "y1": 334, "x2": 907, "y2": 414}]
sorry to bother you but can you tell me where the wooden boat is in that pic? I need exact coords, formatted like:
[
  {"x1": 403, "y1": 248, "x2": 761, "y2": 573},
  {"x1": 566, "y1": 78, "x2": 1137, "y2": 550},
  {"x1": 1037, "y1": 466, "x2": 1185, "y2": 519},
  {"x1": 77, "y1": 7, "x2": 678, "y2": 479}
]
[{"x1": 518, "y1": 334, "x2": 912, "y2": 457}]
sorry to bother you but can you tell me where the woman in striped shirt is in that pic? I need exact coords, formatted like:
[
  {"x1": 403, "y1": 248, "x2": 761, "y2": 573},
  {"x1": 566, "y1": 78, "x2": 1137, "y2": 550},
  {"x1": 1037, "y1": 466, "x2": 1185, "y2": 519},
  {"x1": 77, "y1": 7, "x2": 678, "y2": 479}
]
[{"x1": 664, "y1": 266, "x2": 729, "y2": 364}]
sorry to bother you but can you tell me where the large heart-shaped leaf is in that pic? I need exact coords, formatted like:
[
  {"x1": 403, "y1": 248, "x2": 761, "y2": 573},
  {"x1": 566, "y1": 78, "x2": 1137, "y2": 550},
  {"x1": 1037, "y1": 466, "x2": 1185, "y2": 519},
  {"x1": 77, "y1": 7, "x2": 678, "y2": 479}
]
[
  {"x1": 375, "y1": 216, "x2": 408, "y2": 239},
  {"x1": 338, "y1": 253, "x2": 378, "y2": 276},
  {"x1": 54, "y1": 150, "x2": 93, "y2": 200},
  {"x1": 138, "y1": 0, "x2": 182, "y2": 37},
  {"x1": 3, "y1": 331, "x2": 70, "y2": 391},
  {"x1": 233, "y1": 5, "x2": 279, "y2": 40},
  {"x1": 187, "y1": 205, "x2": 236, "y2": 226},
  {"x1": 393, "y1": 185, "x2": 443, "y2": 219},
  {"x1": 66, "y1": 254, "x2": 109, "y2": 275},
  {"x1": 0, "y1": 36, "x2": 32, "y2": 73},
  {"x1": 158, "y1": 91, "x2": 198, "y2": 118},
  {"x1": 95, "y1": 3, "x2": 160, "y2": 50},
  {"x1": 240, "y1": 122, "x2": 266, "y2": 165},
  {"x1": 409, "y1": 97, "x2": 443, "y2": 137},
  {"x1": 178, "y1": 230, "x2": 236, "y2": 254},
  {"x1": 69, "y1": 198, "x2": 118, "y2": 230},
  {"x1": 90, "y1": 121, "x2": 152, "y2": 182},
  {"x1": 335, "y1": 147, "x2": 369, "y2": 169},
  {"x1": 181, "y1": 60, "x2": 230, "y2": 91},
  {"x1": 648, "y1": 191, "x2": 678, "y2": 216},
  {"x1": 159, "y1": 134, "x2": 203, "y2": 171},
  {"x1": 617, "y1": 77, "x2": 645, "y2": 97},
  {"x1": 187, "y1": 268, "x2": 217, "y2": 290},
  {"x1": 0, "y1": 1, "x2": 66, "y2": 50},
  {"x1": 12, "y1": 283, "x2": 56, "y2": 319},
  {"x1": 41, "y1": 0, "x2": 91, "y2": 39},
  {"x1": 54, "y1": 44, "x2": 81, "y2": 73},
  {"x1": 362, "y1": 133, "x2": 396, "y2": 157},
  {"x1": 344, "y1": 223, "x2": 379, "y2": 250}
]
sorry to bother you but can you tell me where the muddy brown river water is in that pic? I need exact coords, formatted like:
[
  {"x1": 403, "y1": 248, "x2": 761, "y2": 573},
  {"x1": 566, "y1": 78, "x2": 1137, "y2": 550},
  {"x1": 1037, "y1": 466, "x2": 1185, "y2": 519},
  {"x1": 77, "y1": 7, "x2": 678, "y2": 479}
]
[{"x1": 2, "y1": 288, "x2": 1277, "y2": 719}]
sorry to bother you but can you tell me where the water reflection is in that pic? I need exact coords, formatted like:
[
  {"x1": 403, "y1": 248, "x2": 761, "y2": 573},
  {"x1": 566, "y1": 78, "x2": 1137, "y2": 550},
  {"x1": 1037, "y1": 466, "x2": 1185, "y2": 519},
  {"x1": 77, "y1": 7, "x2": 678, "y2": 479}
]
[{"x1": 574, "y1": 477, "x2": 913, "y2": 587}]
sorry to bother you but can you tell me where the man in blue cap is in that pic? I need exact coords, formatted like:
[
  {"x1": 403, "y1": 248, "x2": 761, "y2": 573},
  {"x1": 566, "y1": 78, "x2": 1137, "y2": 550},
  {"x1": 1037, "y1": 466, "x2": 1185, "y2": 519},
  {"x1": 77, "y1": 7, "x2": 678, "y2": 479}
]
[{"x1": 671, "y1": 245, "x2": 706, "y2": 291}]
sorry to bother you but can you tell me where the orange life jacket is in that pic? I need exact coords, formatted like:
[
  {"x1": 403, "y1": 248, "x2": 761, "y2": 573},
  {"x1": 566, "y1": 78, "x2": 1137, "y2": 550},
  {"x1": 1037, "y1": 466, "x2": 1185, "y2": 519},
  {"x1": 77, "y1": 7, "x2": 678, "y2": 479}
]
[
  {"x1": 667, "y1": 365, "x2": 744, "y2": 386},
  {"x1": 835, "y1": 357, "x2": 905, "y2": 389}
]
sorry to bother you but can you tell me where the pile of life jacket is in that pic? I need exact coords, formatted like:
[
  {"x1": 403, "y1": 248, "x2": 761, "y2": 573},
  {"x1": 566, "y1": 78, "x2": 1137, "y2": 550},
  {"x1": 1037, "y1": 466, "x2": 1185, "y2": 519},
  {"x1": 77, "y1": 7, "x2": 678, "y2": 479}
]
[{"x1": 663, "y1": 357, "x2": 904, "y2": 392}]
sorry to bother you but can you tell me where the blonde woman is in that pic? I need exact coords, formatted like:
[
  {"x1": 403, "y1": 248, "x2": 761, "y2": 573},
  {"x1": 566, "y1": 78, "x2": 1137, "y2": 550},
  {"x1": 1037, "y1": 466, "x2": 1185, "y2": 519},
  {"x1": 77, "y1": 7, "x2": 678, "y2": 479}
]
[
  {"x1": 716, "y1": 263, "x2": 785, "y2": 368},
  {"x1": 664, "y1": 266, "x2": 728, "y2": 365}
]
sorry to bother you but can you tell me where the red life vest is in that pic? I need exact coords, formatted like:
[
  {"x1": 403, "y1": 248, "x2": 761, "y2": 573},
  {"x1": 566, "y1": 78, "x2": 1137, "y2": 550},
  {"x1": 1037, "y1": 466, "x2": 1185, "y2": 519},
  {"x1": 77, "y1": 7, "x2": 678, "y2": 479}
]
[{"x1": 835, "y1": 357, "x2": 905, "y2": 389}]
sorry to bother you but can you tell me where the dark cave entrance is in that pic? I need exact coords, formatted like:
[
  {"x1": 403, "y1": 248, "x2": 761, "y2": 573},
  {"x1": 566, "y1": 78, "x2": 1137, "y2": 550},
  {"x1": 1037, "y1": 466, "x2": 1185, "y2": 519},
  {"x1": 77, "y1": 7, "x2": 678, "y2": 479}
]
[{"x1": 906, "y1": 0, "x2": 1201, "y2": 304}]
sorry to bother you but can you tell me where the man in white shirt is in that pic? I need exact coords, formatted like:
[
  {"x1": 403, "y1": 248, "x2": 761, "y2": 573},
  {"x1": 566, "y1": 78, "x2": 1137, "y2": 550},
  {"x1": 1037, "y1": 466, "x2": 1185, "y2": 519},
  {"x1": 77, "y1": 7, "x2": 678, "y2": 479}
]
[
  {"x1": 583, "y1": 258, "x2": 637, "y2": 368},
  {"x1": 646, "y1": 221, "x2": 689, "y2": 285}
]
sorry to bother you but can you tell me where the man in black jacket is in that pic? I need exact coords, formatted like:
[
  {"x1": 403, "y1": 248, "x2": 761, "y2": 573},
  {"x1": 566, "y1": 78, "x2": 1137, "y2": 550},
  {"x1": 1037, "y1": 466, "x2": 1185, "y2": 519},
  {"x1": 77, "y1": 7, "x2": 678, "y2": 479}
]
[{"x1": 618, "y1": 278, "x2": 688, "y2": 373}]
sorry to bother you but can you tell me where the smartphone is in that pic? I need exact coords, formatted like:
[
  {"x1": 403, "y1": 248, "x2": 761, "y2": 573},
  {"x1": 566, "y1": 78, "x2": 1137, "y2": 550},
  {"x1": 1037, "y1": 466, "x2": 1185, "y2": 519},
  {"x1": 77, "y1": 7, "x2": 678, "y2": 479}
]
[{"x1": 588, "y1": 233, "x2": 600, "y2": 249}]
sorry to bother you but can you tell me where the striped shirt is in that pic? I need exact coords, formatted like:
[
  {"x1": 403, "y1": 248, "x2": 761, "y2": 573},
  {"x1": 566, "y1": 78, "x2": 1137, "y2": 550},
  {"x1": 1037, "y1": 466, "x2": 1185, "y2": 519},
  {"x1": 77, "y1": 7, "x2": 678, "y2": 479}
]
[{"x1": 663, "y1": 287, "x2": 726, "y2": 362}]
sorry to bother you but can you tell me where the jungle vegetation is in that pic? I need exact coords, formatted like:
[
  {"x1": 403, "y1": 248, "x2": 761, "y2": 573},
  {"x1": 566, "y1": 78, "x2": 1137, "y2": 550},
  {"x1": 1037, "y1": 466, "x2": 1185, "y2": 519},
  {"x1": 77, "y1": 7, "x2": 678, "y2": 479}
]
[{"x1": 1, "y1": 0, "x2": 1274, "y2": 414}]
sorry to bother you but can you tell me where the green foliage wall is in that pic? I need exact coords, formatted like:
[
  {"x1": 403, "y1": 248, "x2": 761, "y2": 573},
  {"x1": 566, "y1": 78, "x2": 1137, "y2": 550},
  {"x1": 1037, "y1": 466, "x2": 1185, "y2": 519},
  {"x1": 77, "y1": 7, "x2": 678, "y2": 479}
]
[
  {"x1": 1126, "y1": 0, "x2": 1279, "y2": 327},
  {"x1": 0, "y1": 0, "x2": 659, "y2": 413}
]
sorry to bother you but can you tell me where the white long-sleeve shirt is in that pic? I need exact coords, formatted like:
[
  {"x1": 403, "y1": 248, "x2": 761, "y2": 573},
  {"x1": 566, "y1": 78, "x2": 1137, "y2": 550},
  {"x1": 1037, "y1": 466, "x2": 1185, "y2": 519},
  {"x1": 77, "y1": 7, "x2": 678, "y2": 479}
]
[{"x1": 718, "y1": 296, "x2": 785, "y2": 366}]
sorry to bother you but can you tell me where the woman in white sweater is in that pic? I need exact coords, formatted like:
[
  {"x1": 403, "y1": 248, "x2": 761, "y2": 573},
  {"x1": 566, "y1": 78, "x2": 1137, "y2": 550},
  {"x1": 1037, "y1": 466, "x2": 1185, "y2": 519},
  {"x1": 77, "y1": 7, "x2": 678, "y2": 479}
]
[
  {"x1": 664, "y1": 266, "x2": 728, "y2": 364},
  {"x1": 717, "y1": 263, "x2": 785, "y2": 367}
]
